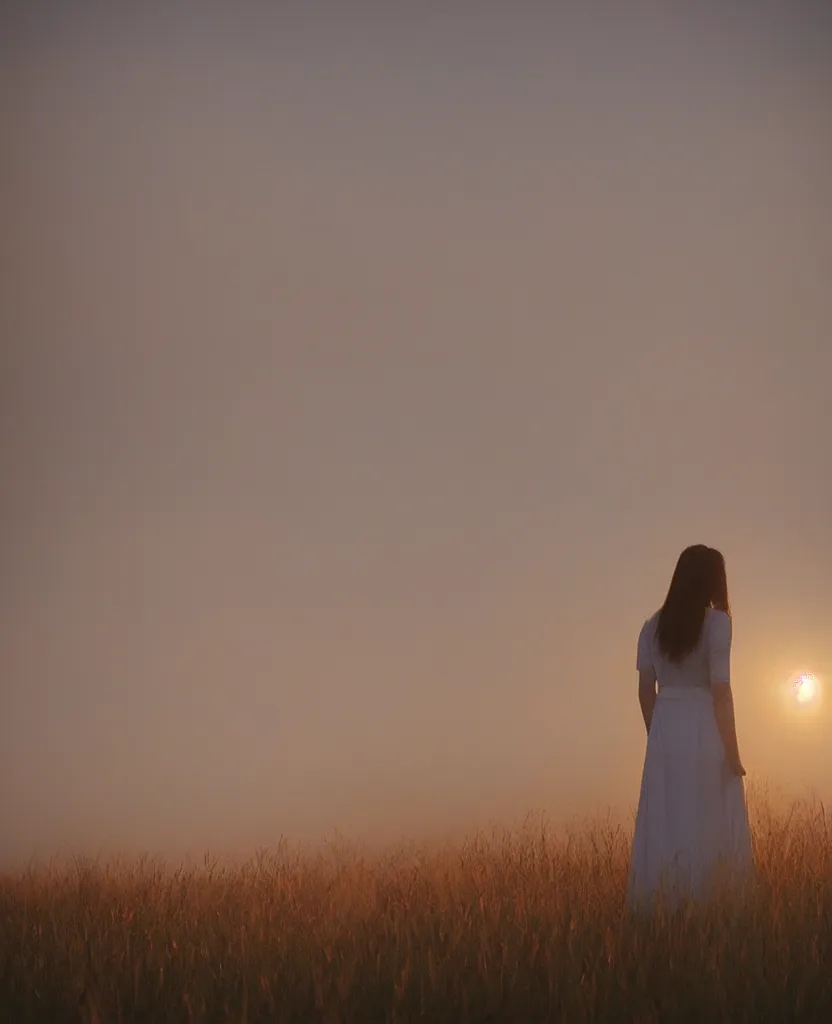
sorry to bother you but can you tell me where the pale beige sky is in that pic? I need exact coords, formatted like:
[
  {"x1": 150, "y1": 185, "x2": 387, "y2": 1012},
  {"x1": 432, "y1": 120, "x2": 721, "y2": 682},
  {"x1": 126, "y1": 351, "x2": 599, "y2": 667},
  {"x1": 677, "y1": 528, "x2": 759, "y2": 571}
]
[{"x1": 2, "y1": 4, "x2": 831, "y2": 865}]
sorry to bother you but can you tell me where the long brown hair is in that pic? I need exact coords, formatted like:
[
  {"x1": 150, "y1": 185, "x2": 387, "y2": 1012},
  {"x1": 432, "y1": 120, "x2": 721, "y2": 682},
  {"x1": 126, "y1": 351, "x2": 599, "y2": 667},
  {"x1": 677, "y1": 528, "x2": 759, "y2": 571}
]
[{"x1": 656, "y1": 545, "x2": 730, "y2": 662}]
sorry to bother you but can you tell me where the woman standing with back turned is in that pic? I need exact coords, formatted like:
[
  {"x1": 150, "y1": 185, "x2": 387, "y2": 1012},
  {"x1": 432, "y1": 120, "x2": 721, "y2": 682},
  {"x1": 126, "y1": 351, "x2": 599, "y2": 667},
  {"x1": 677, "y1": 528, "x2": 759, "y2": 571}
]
[{"x1": 628, "y1": 545, "x2": 753, "y2": 906}]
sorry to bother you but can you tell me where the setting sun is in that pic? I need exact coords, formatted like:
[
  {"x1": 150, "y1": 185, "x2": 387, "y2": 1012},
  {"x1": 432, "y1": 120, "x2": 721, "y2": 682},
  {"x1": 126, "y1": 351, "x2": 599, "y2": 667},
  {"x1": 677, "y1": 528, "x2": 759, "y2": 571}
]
[{"x1": 793, "y1": 673, "x2": 819, "y2": 705}]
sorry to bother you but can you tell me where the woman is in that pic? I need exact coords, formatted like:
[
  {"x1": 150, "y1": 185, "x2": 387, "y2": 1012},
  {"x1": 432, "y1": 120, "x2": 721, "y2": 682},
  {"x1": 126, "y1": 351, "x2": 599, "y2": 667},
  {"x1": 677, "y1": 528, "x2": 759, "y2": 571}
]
[{"x1": 628, "y1": 545, "x2": 753, "y2": 907}]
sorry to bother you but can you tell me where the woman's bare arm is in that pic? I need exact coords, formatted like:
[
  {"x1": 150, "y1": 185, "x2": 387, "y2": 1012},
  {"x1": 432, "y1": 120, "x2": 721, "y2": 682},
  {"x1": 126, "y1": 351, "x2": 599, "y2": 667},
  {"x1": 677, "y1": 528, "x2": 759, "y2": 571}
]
[
  {"x1": 708, "y1": 610, "x2": 745, "y2": 776},
  {"x1": 712, "y1": 682, "x2": 745, "y2": 775},
  {"x1": 638, "y1": 668, "x2": 657, "y2": 735}
]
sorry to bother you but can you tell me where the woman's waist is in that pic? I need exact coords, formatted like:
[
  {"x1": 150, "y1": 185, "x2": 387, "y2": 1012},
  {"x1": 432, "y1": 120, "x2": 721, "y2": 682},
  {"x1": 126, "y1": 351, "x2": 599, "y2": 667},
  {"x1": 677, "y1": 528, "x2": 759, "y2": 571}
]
[{"x1": 656, "y1": 684, "x2": 713, "y2": 701}]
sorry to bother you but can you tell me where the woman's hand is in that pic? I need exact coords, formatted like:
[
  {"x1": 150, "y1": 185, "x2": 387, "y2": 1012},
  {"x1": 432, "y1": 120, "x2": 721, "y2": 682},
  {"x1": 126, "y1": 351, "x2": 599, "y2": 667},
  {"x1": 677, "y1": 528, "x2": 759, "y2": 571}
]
[{"x1": 727, "y1": 757, "x2": 746, "y2": 778}]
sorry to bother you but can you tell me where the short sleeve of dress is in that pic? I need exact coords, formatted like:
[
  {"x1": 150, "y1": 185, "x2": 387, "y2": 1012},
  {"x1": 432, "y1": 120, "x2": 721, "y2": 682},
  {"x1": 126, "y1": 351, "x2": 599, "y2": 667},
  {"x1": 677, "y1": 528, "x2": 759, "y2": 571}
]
[
  {"x1": 636, "y1": 619, "x2": 654, "y2": 673},
  {"x1": 708, "y1": 610, "x2": 732, "y2": 684}
]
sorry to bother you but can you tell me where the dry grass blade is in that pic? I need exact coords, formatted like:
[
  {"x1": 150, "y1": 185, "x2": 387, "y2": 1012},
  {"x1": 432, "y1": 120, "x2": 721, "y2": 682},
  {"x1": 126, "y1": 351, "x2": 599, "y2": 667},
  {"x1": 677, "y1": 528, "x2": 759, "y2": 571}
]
[{"x1": 1, "y1": 788, "x2": 830, "y2": 1022}]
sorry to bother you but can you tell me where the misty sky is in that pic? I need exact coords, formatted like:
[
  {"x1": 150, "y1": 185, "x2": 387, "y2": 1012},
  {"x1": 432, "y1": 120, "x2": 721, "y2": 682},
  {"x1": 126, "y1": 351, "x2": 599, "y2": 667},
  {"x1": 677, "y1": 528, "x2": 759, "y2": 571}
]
[{"x1": 2, "y1": 3, "x2": 831, "y2": 865}]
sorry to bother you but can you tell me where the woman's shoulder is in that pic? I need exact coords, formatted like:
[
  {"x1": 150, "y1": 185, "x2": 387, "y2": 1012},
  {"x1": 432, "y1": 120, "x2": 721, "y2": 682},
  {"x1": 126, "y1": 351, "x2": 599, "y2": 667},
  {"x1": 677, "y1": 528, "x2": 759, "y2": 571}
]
[
  {"x1": 705, "y1": 608, "x2": 732, "y2": 641},
  {"x1": 638, "y1": 611, "x2": 660, "y2": 639},
  {"x1": 636, "y1": 611, "x2": 660, "y2": 668}
]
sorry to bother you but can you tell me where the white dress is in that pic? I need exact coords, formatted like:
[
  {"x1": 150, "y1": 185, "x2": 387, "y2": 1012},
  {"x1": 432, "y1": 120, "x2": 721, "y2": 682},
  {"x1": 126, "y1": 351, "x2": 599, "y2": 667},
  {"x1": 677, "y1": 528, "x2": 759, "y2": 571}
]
[{"x1": 628, "y1": 609, "x2": 753, "y2": 907}]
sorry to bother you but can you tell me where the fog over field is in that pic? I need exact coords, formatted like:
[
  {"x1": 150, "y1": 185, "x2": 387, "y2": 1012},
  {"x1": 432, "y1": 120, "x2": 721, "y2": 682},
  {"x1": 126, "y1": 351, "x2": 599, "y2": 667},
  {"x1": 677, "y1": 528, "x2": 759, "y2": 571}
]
[{"x1": 2, "y1": 2, "x2": 831, "y2": 867}]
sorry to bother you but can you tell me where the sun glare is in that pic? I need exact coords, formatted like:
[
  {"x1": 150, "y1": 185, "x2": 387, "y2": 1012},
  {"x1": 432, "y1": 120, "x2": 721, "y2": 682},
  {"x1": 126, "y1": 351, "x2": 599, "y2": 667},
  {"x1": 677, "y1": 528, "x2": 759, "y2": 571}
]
[{"x1": 793, "y1": 673, "x2": 819, "y2": 705}]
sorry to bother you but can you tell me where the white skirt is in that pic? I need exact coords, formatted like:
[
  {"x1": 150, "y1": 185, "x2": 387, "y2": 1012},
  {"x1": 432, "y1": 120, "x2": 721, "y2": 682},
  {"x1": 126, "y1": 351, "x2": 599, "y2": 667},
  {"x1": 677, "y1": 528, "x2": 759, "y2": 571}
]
[{"x1": 628, "y1": 686, "x2": 753, "y2": 907}]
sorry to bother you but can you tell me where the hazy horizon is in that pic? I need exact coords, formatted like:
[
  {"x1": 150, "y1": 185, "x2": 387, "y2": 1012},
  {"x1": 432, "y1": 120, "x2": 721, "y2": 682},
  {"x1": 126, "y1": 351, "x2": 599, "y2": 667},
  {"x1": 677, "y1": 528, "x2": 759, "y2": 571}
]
[{"x1": 2, "y1": 2, "x2": 831, "y2": 867}]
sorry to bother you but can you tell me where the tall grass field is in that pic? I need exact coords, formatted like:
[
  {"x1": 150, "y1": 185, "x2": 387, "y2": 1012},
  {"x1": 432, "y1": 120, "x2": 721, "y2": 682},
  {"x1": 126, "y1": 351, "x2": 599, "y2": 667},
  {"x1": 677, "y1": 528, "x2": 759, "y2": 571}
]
[{"x1": 2, "y1": 784, "x2": 830, "y2": 1022}]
